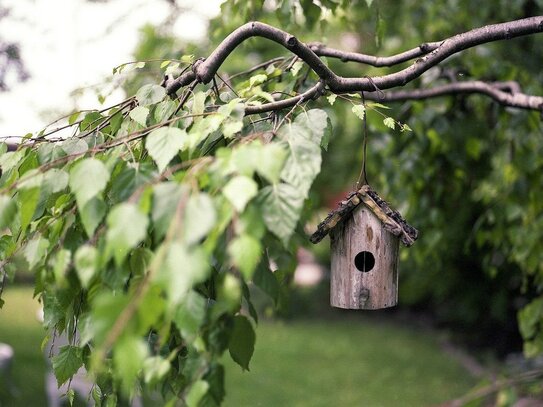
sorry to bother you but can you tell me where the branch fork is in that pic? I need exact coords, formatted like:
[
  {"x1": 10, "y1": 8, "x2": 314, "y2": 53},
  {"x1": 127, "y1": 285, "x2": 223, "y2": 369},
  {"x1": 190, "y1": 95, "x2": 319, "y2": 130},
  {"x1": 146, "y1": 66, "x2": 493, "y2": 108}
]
[{"x1": 164, "y1": 17, "x2": 543, "y2": 115}]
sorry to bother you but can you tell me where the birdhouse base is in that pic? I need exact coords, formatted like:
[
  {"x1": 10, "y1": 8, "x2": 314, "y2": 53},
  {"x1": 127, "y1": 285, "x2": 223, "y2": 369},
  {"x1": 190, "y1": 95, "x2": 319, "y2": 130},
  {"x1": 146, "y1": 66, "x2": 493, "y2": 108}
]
[{"x1": 330, "y1": 205, "x2": 399, "y2": 310}]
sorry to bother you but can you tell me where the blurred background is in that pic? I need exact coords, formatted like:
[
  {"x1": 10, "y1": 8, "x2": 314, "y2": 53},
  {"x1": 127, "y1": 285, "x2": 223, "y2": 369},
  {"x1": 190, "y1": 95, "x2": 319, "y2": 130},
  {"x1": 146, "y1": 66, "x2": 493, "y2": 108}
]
[{"x1": 1, "y1": 0, "x2": 543, "y2": 405}]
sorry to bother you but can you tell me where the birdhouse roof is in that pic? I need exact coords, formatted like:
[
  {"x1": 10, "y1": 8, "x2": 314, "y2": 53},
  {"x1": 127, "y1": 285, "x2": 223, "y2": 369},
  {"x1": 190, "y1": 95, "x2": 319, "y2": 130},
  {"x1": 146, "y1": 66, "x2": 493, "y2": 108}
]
[{"x1": 310, "y1": 185, "x2": 418, "y2": 247}]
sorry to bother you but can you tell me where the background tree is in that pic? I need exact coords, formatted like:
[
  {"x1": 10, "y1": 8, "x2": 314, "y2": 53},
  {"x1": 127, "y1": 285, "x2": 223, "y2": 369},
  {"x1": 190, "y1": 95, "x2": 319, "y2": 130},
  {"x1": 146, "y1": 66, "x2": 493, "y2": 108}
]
[
  {"x1": 0, "y1": 6, "x2": 28, "y2": 91},
  {"x1": 1, "y1": 1, "x2": 542, "y2": 405}
]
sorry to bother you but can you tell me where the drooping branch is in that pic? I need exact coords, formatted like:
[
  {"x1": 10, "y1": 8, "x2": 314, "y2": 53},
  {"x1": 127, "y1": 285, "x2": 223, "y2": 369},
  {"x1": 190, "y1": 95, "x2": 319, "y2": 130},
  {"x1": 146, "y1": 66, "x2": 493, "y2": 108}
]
[{"x1": 164, "y1": 17, "x2": 543, "y2": 113}]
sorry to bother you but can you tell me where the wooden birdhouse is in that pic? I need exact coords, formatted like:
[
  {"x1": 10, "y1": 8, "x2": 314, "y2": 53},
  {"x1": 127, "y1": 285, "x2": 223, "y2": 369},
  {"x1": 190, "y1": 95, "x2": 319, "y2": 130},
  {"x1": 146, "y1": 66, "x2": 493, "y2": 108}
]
[{"x1": 310, "y1": 185, "x2": 418, "y2": 310}]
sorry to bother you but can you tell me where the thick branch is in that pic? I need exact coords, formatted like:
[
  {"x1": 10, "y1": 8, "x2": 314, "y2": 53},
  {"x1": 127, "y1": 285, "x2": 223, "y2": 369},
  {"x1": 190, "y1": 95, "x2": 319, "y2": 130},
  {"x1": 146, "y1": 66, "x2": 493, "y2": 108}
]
[
  {"x1": 166, "y1": 21, "x2": 339, "y2": 94},
  {"x1": 330, "y1": 16, "x2": 543, "y2": 91},
  {"x1": 365, "y1": 80, "x2": 543, "y2": 111},
  {"x1": 165, "y1": 17, "x2": 543, "y2": 113}
]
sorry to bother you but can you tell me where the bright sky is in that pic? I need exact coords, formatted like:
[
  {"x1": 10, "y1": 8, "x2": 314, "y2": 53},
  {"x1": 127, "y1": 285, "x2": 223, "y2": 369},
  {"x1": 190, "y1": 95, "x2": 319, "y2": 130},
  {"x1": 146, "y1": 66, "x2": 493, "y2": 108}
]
[{"x1": 0, "y1": 0, "x2": 223, "y2": 138}]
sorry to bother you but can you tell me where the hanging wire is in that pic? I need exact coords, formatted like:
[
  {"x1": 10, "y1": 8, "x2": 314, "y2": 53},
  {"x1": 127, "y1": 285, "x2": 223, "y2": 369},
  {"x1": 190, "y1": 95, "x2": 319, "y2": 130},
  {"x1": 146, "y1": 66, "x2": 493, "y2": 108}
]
[
  {"x1": 356, "y1": 91, "x2": 369, "y2": 188},
  {"x1": 355, "y1": 77, "x2": 385, "y2": 189}
]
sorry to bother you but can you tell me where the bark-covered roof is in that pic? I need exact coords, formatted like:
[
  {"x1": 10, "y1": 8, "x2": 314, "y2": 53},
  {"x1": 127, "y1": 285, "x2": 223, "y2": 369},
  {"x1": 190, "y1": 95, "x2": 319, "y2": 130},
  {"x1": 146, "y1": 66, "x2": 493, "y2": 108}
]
[{"x1": 309, "y1": 185, "x2": 419, "y2": 247}]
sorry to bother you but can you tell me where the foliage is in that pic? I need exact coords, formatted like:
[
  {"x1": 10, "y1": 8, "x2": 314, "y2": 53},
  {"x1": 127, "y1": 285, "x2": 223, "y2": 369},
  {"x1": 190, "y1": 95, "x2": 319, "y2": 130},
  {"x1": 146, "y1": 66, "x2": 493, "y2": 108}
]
[
  {"x1": 0, "y1": 47, "x2": 329, "y2": 402},
  {"x1": 1, "y1": 0, "x2": 543, "y2": 404}
]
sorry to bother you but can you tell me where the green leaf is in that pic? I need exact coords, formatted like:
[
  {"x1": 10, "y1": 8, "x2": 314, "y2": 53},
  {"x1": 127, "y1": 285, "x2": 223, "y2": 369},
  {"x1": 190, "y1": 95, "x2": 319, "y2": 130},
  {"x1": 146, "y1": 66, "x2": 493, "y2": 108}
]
[
  {"x1": 0, "y1": 195, "x2": 17, "y2": 229},
  {"x1": 191, "y1": 91, "x2": 207, "y2": 118},
  {"x1": 228, "y1": 234, "x2": 262, "y2": 280},
  {"x1": 24, "y1": 235, "x2": 50, "y2": 269},
  {"x1": 352, "y1": 104, "x2": 366, "y2": 120},
  {"x1": 201, "y1": 363, "x2": 225, "y2": 406},
  {"x1": 249, "y1": 74, "x2": 267, "y2": 87},
  {"x1": 253, "y1": 263, "x2": 280, "y2": 305},
  {"x1": 88, "y1": 292, "x2": 130, "y2": 346},
  {"x1": 301, "y1": 0, "x2": 321, "y2": 26},
  {"x1": 180, "y1": 54, "x2": 194, "y2": 64},
  {"x1": 165, "y1": 62, "x2": 181, "y2": 75},
  {"x1": 383, "y1": 117, "x2": 396, "y2": 129},
  {"x1": 173, "y1": 290, "x2": 206, "y2": 339},
  {"x1": 367, "y1": 102, "x2": 390, "y2": 109},
  {"x1": 61, "y1": 138, "x2": 88, "y2": 155},
  {"x1": 79, "y1": 111, "x2": 104, "y2": 132},
  {"x1": 69, "y1": 158, "x2": 110, "y2": 208},
  {"x1": 327, "y1": 94, "x2": 337, "y2": 105},
  {"x1": 79, "y1": 197, "x2": 107, "y2": 237},
  {"x1": 18, "y1": 187, "x2": 40, "y2": 232},
  {"x1": 17, "y1": 168, "x2": 44, "y2": 190},
  {"x1": 223, "y1": 176, "x2": 258, "y2": 212},
  {"x1": 143, "y1": 356, "x2": 171, "y2": 384},
  {"x1": 67, "y1": 388, "x2": 75, "y2": 406},
  {"x1": 228, "y1": 315, "x2": 255, "y2": 371},
  {"x1": 280, "y1": 136, "x2": 321, "y2": 197},
  {"x1": 290, "y1": 60, "x2": 304, "y2": 77},
  {"x1": 279, "y1": 109, "x2": 328, "y2": 197},
  {"x1": 184, "y1": 193, "x2": 216, "y2": 246},
  {"x1": 136, "y1": 84, "x2": 166, "y2": 106},
  {"x1": 256, "y1": 143, "x2": 288, "y2": 184},
  {"x1": 400, "y1": 123, "x2": 412, "y2": 132},
  {"x1": 75, "y1": 245, "x2": 98, "y2": 288},
  {"x1": 230, "y1": 143, "x2": 259, "y2": 177},
  {"x1": 146, "y1": 127, "x2": 187, "y2": 172},
  {"x1": 223, "y1": 120, "x2": 243, "y2": 138},
  {"x1": 160, "y1": 60, "x2": 171, "y2": 69},
  {"x1": 152, "y1": 182, "x2": 185, "y2": 240},
  {"x1": 519, "y1": 298, "x2": 543, "y2": 339},
  {"x1": 42, "y1": 169, "x2": 69, "y2": 194},
  {"x1": 113, "y1": 336, "x2": 149, "y2": 395},
  {"x1": 91, "y1": 385, "x2": 103, "y2": 406},
  {"x1": 215, "y1": 274, "x2": 242, "y2": 316},
  {"x1": 106, "y1": 203, "x2": 149, "y2": 266},
  {"x1": 52, "y1": 249, "x2": 71, "y2": 283},
  {"x1": 68, "y1": 111, "x2": 80, "y2": 125},
  {"x1": 0, "y1": 150, "x2": 25, "y2": 173},
  {"x1": 129, "y1": 106, "x2": 149, "y2": 126},
  {"x1": 258, "y1": 183, "x2": 304, "y2": 245},
  {"x1": 52, "y1": 345, "x2": 83, "y2": 386},
  {"x1": 154, "y1": 100, "x2": 177, "y2": 123},
  {"x1": 158, "y1": 243, "x2": 210, "y2": 305},
  {"x1": 186, "y1": 380, "x2": 209, "y2": 407}
]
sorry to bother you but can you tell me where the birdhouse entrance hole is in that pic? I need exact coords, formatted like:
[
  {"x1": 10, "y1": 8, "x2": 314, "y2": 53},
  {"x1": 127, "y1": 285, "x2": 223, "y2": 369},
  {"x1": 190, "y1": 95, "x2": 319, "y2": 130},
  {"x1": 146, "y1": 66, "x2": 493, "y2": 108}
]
[{"x1": 354, "y1": 251, "x2": 375, "y2": 272}]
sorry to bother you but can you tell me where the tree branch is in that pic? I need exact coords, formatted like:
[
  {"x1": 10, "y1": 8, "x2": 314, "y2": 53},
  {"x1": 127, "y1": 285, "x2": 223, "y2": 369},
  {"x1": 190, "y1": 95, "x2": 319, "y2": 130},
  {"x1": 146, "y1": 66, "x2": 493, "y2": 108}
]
[
  {"x1": 244, "y1": 81, "x2": 325, "y2": 115},
  {"x1": 164, "y1": 17, "x2": 543, "y2": 113},
  {"x1": 331, "y1": 16, "x2": 543, "y2": 92},
  {"x1": 308, "y1": 41, "x2": 442, "y2": 67},
  {"x1": 365, "y1": 80, "x2": 543, "y2": 111}
]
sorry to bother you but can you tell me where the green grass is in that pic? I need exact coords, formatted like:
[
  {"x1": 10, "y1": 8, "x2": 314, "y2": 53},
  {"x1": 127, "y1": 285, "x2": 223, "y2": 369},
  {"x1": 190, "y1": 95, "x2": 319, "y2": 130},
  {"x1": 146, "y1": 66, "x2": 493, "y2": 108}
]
[
  {"x1": 0, "y1": 287, "x2": 476, "y2": 406},
  {"x1": 0, "y1": 286, "x2": 48, "y2": 406},
  {"x1": 222, "y1": 319, "x2": 475, "y2": 407}
]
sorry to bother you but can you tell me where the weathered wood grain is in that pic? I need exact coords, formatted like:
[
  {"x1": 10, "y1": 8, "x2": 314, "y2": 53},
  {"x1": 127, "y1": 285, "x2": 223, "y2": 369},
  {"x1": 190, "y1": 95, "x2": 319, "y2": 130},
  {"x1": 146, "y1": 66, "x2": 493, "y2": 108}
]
[{"x1": 330, "y1": 205, "x2": 399, "y2": 310}]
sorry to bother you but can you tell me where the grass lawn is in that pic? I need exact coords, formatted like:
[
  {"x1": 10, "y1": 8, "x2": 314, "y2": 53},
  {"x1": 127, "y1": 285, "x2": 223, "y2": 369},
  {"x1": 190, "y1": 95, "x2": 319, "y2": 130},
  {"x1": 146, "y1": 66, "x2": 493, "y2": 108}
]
[
  {"x1": 0, "y1": 287, "x2": 476, "y2": 406},
  {"x1": 222, "y1": 319, "x2": 475, "y2": 406},
  {"x1": 0, "y1": 286, "x2": 48, "y2": 406}
]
